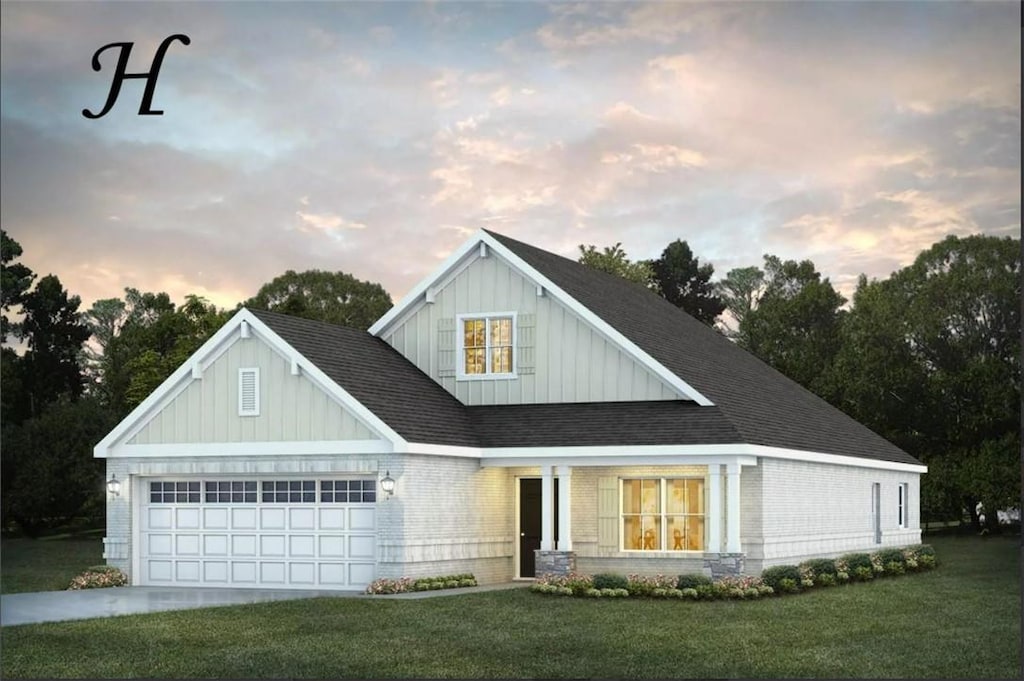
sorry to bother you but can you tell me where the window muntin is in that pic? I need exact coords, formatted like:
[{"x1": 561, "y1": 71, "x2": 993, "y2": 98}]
[
  {"x1": 457, "y1": 313, "x2": 515, "y2": 379},
  {"x1": 321, "y1": 480, "x2": 376, "y2": 503},
  {"x1": 622, "y1": 478, "x2": 704, "y2": 552},
  {"x1": 150, "y1": 481, "x2": 200, "y2": 503},
  {"x1": 205, "y1": 481, "x2": 258, "y2": 503},
  {"x1": 261, "y1": 480, "x2": 316, "y2": 503}
]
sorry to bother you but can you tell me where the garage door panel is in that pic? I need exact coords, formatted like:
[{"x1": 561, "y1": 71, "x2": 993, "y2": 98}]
[
  {"x1": 148, "y1": 508, "x2": 173, "y2": 529},
  {"x1": 290, "y1": 508, "x2": 315, "y2": 529},
  {"x1": 176, "y1": 535, "x2": 200, "y2": 555},
  {"x1": 204, "y1": 535, "x2": 229, "y2": 556},
  {"x1": 204, "y1": 508, "x2": 229, "y2": 529},
  {"x1": 149, "y1": 534, "x2": 173, "y2": 555},
  {"x1": 232, "y1": 508, "x2": 257, "y2": 529},
  {"x1": 176, "y1": 508, "x2": 200, "y2": 529},
  {"x1": 232, "y1": 535, "x2": 258, "y2": 556},
  {"x1": 260, "y1": 535, "x2": 286, "y2": 556},
  {"x1": 141, "y1": 477, "x2": 376, "y2": 590},
  {"x1": 260, "y1": 508, "x2": 286, "y2": 529}
]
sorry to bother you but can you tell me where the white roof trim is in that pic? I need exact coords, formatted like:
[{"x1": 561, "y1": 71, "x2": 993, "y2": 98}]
[
  {"x1": 112, "y1": 440, "x2": 392, "y2": 458},
  {"x1": 94, "y1": 309, "x2": 406, "y2": 458},
  {"x1": 402, "y1": 441, "x2": 926, "y2": 473},
  {"x1": 368, "y1": 230, "x2": 713, "y2": 406}
]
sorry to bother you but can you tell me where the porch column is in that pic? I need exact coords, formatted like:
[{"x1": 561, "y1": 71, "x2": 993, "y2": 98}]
[
  {"x1": 706, "y1": 464, "x2": 722, "y2": 553},
  {"x1": 556, "y1": 465, "x2": 572, "y2": 551},
  {"x1": 726, "y1": 462, "x2": 742, "y2": 553},
  {"x1": 540, "y1": 464, "x2": 554, "y2": 551}
]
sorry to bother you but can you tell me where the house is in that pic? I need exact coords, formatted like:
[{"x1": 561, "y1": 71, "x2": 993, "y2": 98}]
[{"x1": 94, "y1": 229, "x2": 926, "y2": 590}]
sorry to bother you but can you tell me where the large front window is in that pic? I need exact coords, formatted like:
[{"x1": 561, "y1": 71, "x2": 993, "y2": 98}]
[
  {"x1": 457, "y1": 313, "x2": 515, "y2": 378},
  {"x1": 622, "y1": 478, "x2": 704, "y2": 551}
]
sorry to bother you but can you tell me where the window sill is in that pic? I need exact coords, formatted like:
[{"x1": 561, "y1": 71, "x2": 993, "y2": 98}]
[{"x1": 455, "y1": 373, "x2": 518, "y2": 381}]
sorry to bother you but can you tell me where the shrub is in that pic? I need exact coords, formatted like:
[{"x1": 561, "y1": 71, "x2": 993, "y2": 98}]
[
  {"x1": 556, "y1": 586, "x2": 573, "y2": 596},
  {"x1": 364, "y1": 577, "x2": 414, "y2": 594},
  {"x1": 681, "y1": 588, "x2": 699, "y2": 600},
  {"x1": 874, "y1": 548, "x2": 907, "y2": 567},
  {"x1": 536, "y1": 572, "x2": 593, "y2": 596},
  {"x1": 676, "y1": 573, "x2": 713, "y2": 590},
  {"x1": 625, "y1": 573, "x2": 676, "y2": 597},
  {"x1": 815, "y1": 573, "x2": 837, "y2": 587},
  {"x1": 778, "y1": 578, "x2": 800, "y2": 593},
  {"x1": 592, "y1": 573, "x2": 629, "y2": 590},
  {"x1": 68, "y1": 566, "x2": 128, "y2": 590},
  {"x1": 666, "y1": 588, "x2": 684, "y2": 599},
  {"x1": 585, "y1": 588, "x2": 602, "y2": 598},
  {"x1": 836, "y1": 571, "x2": 850, "y2": 583},
  {"x1": 884, "y1": 561, "x2": 906, "y2": 575},
  {"x1": 853, "y1": 566, "x2": 874, "y2": 581},
  {"x1": 757, "y1": 585, "x2": 775, "y2": 596},
  {"x1": 840, "y1": 553, "x2": 873, "y2": 579},
  {"x1": 651, "y1": 588, "x2": 668, "y2": 598},
  {"x1": 694, "y1": 584, "x2": 713, "y2": 600},
  {"x1": 799, "y1": 558, "x2": 838, "y2": 578},
  {"x1": 458, "y1": 578, "x2": 476, "y2": 587},
  {"x1": 744, "y1": 587, "x2": 760, "y2": 599},
  {"x1": 918, "y1": 554, "x2": 937, "y2": 569},
  {"x1": 761, "y1": 565, "x2": 802, "y2": 592}
]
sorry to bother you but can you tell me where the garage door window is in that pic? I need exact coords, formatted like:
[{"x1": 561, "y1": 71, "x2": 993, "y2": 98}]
[
  {"x1": 262, "y1": 480, "x2": 316, "y2": 503},
  {"x1": 205, "y1": 481, "x2": 258, "y2": 503},
  {"x1": 150, "y1": 481, "x2": 200, "y2": 503},
  {"x1": 321, "y1": 480, "x2": 376, "y2": 503}
]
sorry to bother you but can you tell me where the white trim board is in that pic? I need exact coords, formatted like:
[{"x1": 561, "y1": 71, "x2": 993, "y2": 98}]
[
  {"x1": 368, "y1": 230, "x2": 713, "y2": 406},
  {"x1": 111, "y1": 440, "x2": 392, "y2": 458}
]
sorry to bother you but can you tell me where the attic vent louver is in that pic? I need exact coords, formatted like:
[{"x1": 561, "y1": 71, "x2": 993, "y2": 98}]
[{"x1": 238, "y1": 368, "x2": 260, "y2": 416}]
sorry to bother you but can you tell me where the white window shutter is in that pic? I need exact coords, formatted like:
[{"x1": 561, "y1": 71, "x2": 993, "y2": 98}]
[
  {"x1": 238, "y1": 368, "x2": 260, "y2": 416},
  {"x1": 438, "y1": 318, "x2": 456, "y2": 378},
  {"x1": 517, "y1": 313, "x2": 536, "y2": 375},
  {"x1": 597, "y1": 477, "x2": 619, "y2": 555}
]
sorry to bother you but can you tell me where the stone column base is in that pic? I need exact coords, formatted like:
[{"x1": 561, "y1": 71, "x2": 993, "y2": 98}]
[
  {"x1": 702, "y1": 552, "x2": 745, "y2": 578},
  {"x1": 535, "y1": 550, "x2": 577, "y2": 576}
]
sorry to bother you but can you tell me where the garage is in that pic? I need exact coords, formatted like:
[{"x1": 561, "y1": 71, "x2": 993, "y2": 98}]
[{"x1": 139, "y1": 477, "x2": 377, "y2": 590}]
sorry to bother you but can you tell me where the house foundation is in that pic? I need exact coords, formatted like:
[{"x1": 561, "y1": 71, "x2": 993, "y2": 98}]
[
  {"x1": 703, "y1": 552, "x2": 746, "y2": 578},
  {"x1": 535, "y1": 550, "x2": 576, "y2": 576}
]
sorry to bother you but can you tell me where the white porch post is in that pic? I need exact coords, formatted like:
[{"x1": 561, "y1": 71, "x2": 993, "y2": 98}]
[
  {"x1": 556, "y1": 465, "x2": 572, "y2": 551},
  {"x1": 726, "y1": 462, "x2": 742, "y2": 553},
  {"x1": 707, "y1": 464, "x2": 722, "y2": 553},
  {"x1": 540, "y1": 464, "x2": 554, "y2": 551}
]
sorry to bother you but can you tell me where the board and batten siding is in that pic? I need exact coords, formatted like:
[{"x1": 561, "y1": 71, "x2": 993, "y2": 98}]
[
  {"x1": 383, "y1": 253, "x2": 682, "y2": 405},
  {"x1": 128, "y1": 337, "x2": 380, "y2": 444}
]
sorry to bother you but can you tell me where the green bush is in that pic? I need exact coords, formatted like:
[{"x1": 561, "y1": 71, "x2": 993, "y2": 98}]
[
  {"x1": 761, "y1": 564, "x2": 802, "y2": 592},
  {"x1": 884, "y1": 561, "x2": 906, "y2": 575},
  {"x1": 815, "y1": 573, "x2": 836, "y2": 587},
  {"x1": 694, "y1": 584, "x2": 714, "y2": 600},
  {"x1": 592, "y1": 573, "x2": 629, "y2": 590},
  {"x1": 799, "y1": 558, "x2": 838, "y2": 577},
  {"x1": 681, "y1": 588, "x2": 699, "y2": 599},
  {"x1": 853, "y1": 566, "x2": 874, "y2": 581},
  {"x1": 840, "y1": 553, "x2": 873, "y2": 578},
  {"x1": 778, "y1": 578, "x2": 800, "y2": 594},
  {"x1": 873, "y1": 548, "x2": 907, "y2": 567},
  {"x1": 676, "y1": 573, "x2": 713, "y2": 590}
]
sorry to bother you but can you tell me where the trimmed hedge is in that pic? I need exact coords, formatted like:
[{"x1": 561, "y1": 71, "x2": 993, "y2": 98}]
[
  {"x1": 799, "y1": 558, "x2": 838, "y2": 577},
  {"x1": 676, "y1": 573, "x2": 713, "y2": 590},
  {"x1": 592, "y1": 573, "x2": 629, "y2": 590},
  {"x1": 761, "y1": 564, "x2": 802, "y2": 592}
]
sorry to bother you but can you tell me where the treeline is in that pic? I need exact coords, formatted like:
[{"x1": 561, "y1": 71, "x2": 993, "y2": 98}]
[
  {"x1": 578, "y1": 235, "x2": 1021, "y2": 530},
  {"x1": 0, "y1": 229, "x2": 1018, "y2": 534},
  {"x1": 0, "y1": 230, "x2": 391, "y2": 533}
]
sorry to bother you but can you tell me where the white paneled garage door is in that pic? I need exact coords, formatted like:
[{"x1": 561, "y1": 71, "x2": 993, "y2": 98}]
[{"x1": 140, "y1": 477, "x2": 376, "y2": 590}]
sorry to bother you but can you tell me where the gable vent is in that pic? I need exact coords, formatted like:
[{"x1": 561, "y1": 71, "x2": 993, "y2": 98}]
[{"x1": 238, "y1": 368, "x2": 260, "y2": 416}]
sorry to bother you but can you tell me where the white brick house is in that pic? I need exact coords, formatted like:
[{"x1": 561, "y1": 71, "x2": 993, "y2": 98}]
[{"x1": 95, "y1": 229, "x2": 925, "y2": 590}]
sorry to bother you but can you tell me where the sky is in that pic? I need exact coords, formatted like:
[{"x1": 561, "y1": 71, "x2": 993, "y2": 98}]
[{"x1": 1, "y1": 0, "x2": 1020, "y2": 318}]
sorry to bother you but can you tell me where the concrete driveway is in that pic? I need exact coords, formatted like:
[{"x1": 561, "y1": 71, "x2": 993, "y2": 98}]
[{"x1": 0, "y1": 586, "x2": 356, "y2": 626}]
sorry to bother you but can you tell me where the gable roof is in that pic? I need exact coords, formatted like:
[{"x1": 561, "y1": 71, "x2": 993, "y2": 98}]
[
  {"x1": 483, "y1": 230, "x2": 922, "y2": 466},
  {"x1": 249, "y1": 309, "x2": 479, "y2": 447}
]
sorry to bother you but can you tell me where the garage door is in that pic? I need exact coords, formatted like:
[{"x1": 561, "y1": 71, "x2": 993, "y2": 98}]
[{"x1": 140, "y1": 477, "x2": 377, "y2": 589}]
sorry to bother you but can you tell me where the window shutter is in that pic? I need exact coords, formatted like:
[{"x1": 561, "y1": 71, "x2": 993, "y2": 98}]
[
  {"x1": 438, "y1": 318, "x2": 456, "y2": 377},
  {"x1": 238, "y1": 368, "x2": 260, "y2": 416},
  {"x1": 517, "y1": 313, "x2": 536, "y2": 375},
  {"x1": 597, "y1": 476, "x2": 619, "y2": 555}
]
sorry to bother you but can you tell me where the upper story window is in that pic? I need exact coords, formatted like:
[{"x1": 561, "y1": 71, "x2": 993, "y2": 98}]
[{"x1": 456, "y1": 313, "x2": 516, "y2": 380}]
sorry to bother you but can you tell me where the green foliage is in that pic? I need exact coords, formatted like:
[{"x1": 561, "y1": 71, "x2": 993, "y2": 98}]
[
  {"x1": 761, "y1": 564, "x2": 802, "y2": 592},
  {"x1": 873, "y1": 548, "x2": 907, "y2": 567},
  {"x1": 577, "y1": 243, "x2": 654, "y2": 286},
  {"x1": 1, "y1": 229, "x2": 35, "y2": 341},
  {"x1": 242, "y1": 269, "x2": 393, "y2": 330},
  {"x1": 591, "y1": 573, "x2": 628, "y2": 590},
  {"x1": 740, "y1": 255, "x2": 846, "y2": 396},
  {"x1": 717, "y1": 265, "x2": 765, "y2": 340},
  {"x1": 676, "y1": 573, "x2": 713, "y2": 590},
  {"x1": 1, "y1": 397, "x2": 116, "y2": 534},
  {"x1": 68, "y1": 565, "x2": 128, "y2": 590},
  {"x1": 649, "y1": 239, "x2": 725, "y2": 325},
  {"x1": 799, "y1": 558, "x2": 838, "y2": 577}
]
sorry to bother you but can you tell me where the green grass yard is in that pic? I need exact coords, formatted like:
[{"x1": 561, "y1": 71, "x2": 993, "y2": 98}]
[
  {"x1": 1, "y1": 530, "x2": 104, "y2": 594},
  {"x1": 0, "y1": 534, "x2": 1020, "y2": 678}
]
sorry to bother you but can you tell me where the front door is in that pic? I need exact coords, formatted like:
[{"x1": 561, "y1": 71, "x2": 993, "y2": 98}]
[{"x1": 518, "y1": 478, "x2": 558, "y2": 578}]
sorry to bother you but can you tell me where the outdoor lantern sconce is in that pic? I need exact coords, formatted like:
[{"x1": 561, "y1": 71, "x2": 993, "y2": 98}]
[
  {"x1": 107, "y1": 474, "x2": 121, "y2": 497},
  {"x1": 380, "y1": 470, "x2": 396, "y2": 499}
]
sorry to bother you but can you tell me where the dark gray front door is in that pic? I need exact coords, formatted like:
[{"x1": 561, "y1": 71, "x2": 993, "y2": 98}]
[{"x1": 519, "y1": 478, "x2": 558, "y2": 578}]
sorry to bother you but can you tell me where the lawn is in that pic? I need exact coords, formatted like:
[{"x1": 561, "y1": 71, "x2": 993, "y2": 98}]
[
  {"x1": 1, "y1": 530, "x2": 104, "y2": 594},
  {"x1": 0, "y1": 534, "x2": 1020, "y2": 679}
]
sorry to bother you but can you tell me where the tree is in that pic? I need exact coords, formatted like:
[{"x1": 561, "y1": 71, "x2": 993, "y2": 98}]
[
  {"x1": 1, "y1": 397, "x2": 115, "y2": 535},
  {"x1": 14, "y1": 274, "x2": 92, "y2": 421},
  {"x1": 739, "y1": 255, "x2": 846, "y2": 396},
  {"x1": 717, "y1": 266, "x2": 765, "y2": 340},
  {"x1": 649, "y1": 239, "x2": 725, "y2": 325},
  {"x1": 1, "y1": 230, "x2": 35, "y2": 341},
  {"x1": 577, "y1": 243, "x2": 654, "y2": 287},
  {"x1": 243, "y1": 270, "x2": 393, "y2": 329}
]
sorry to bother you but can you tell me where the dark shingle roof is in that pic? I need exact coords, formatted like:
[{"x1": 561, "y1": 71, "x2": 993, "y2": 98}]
[
  {"x1": 485, "y1": 230, "x2": 922, "y2": 466},
  {"x1": 249, "y1": 309, "x2": 479, "y2": 447},
  {"x1": 469, "y1": 401, "x2": 740, "y2": 447}
]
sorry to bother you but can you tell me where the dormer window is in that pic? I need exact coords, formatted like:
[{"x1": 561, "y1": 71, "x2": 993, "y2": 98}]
[{"x1": 456, "y1": 313, "x2": 516, "y2": 380}]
